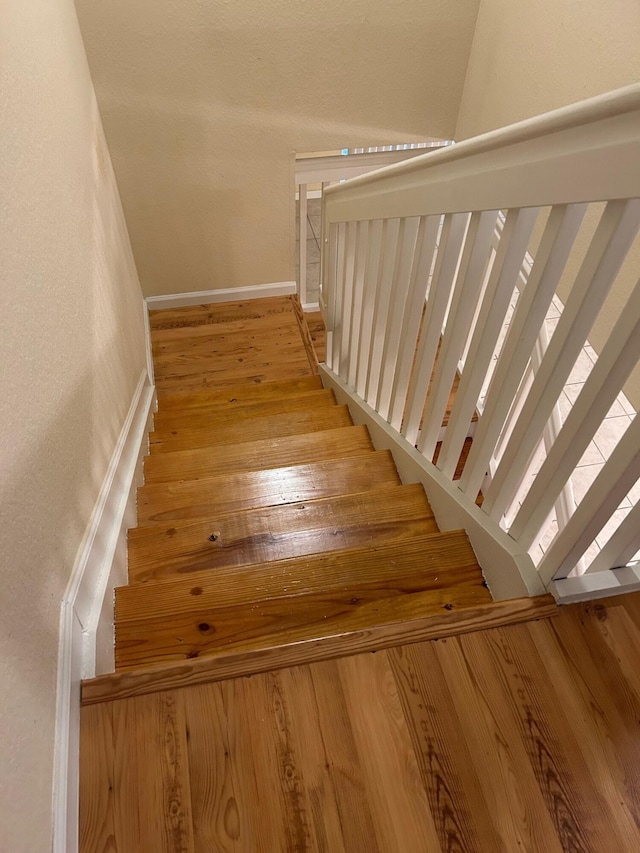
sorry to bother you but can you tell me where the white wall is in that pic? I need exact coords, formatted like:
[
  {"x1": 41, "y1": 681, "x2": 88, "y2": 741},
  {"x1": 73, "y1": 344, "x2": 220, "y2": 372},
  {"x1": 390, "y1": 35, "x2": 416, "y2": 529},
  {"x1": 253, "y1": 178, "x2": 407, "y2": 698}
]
[
  {"x1": 75, "y1": 0, "x2": 481, "y2": 296},
  {"x1": 0, "y1": 1, "x2": 146, "y2": 849}
]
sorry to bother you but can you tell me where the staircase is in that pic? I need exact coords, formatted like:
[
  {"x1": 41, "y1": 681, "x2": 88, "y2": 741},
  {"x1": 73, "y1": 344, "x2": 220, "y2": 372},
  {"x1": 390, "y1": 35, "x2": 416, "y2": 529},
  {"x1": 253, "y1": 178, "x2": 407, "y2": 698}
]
[{"x1": 82, "y1": 295, "x2": 555, "y2": 704}]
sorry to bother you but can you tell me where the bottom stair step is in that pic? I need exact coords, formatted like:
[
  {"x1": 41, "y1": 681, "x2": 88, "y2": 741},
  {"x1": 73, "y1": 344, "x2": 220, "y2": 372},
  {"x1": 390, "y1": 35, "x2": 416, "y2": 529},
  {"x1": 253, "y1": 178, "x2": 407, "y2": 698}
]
[{"x1": 82, "y1": 593, "x2": 557, "y2": 705}]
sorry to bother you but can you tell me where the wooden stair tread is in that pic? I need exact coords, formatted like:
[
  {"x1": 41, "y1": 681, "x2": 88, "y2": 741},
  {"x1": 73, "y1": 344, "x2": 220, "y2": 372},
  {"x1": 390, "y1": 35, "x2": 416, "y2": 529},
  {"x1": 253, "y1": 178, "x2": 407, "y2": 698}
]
[
  {"x1": 151, "y1": 388, "x2": 336, "y2": 431},
  {"x1": 117, "y1": 530, "x2": 481, "y2": 622},
  {"x1": 83, "y1": 594, "x2": 558, "y2": 705},
  {"x1": 136, "y1": 450, "x2": 400, "y2": 525},
  {"x1": 142, "y1": 424, "x2": 374, "y2": 484},
  {"x1": 127, "y1": 483, "x2": 438, "y2": 583},
  {"x1": 149, "y1": 405, "x2": 352, "y2": 453},
  {"x1": 115, "y1": 582, "x2": 491, "y2": 671},
  {"x1": 155, "y1": 357, "x2": 313, "y2": 395},
  {"x1": 154, "y1": 338, "x2": 311, "y2": 379},
  {"x1": 156, "y1": 375, "x2": 323, "y2": 412},
  {"x1": 151, "y1": 315, "x2": 304, "y2": 351},
  {"x1": 149, "y1": 296, "x2": 297, "y2": 331}
]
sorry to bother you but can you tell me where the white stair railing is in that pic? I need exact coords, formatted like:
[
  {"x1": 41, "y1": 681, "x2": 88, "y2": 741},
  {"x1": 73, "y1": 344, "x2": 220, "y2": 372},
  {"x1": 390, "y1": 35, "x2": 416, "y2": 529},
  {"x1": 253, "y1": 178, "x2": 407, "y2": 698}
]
[
  {"x1": 319, "y1": 84, "x2": 640, "y2": 602},
  {"x1": 294, "y1": 143, "x2": 450, "y2": 309}
]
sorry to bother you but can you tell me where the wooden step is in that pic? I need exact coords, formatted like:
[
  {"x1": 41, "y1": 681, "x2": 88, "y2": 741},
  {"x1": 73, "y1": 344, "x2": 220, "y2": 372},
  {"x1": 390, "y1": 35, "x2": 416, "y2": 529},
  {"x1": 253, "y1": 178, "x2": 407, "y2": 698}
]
[
  {"x1": 154, "y1": 337, "x2": 311, "y2": 380},
  {"x1": 127, "y1": 484, "x2": 438, "y2": 583},
  {"x1": 136, "y1": 450, "x2": 400, "y2": 526},
  {"x1": 117, "y1": 530, "x2": 481, "y2": 624},
  {"x1": 151, "y1": 388, "x2": 336, "y2": 431},
  {"x1": 155, "y1": 355, "x2": 313, "y2": 396},
  {"x1": 151, "y1": 315, "x2": 303, "y2": 352},
  {"x1": 149, "y1": 405, "x2": 352, "y2": 454},
  {"x1": 117, "y1": 531, "x2": 485, "y2": 667},
  {"x1": 149, "y1": 295, "x2": 298, "y2": 331},
  {"x1": 142, "y1": 424, "x2": 374, "y2": 485},
  {"x1": 82, "y1": 593, "x2": 558, "y2": 705},
  {"x1": 156, "y1": 375, "x2": 323, "y2": 413}
]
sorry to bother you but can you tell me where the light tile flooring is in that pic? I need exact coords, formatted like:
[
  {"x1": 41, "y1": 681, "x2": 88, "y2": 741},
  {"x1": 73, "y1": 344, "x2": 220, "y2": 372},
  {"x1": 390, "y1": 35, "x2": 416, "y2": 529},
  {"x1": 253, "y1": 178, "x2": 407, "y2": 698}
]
[{"x1": 296, "y1": 197, "x2": 321, "y2": 306}]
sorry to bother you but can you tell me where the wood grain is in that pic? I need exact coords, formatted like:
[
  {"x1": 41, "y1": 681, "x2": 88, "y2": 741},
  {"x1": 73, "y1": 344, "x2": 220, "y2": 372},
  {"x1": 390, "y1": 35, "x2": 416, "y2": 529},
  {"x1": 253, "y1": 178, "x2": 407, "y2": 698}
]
[
  {"x1": 81, "y1": 599, "x2": 640, "y2": 852},
  {"x1": 337, "y1": 651, "x2": 443, "y2": 850},
  {"x1": 151, "y1": 388, "x2": 335, "y2": 432},
  {"x1": 117, "y1": 530, "x2": 480, "y2": 622},
  {"x1": 142, "y1": 425, "x2": 374, "y2": 485},
  {"x1": 156, "y1": 375, "x2": 323, "y2": 413},
  {"x1": 136, "y1": 451, "x2": 400, "y2": 526},
  {"x1": 80, "y1": 691, "x2": 195, "y2": 852},
  {"x1": 115, "y1": 581, "x2": 490, "y2": 671},
  {"x1": 127, "y1": 484, "x2": 437, "y2": 582},
  {"x1": 148, "y1": 405, "x2": 352, "y2": 454},
  {"x1": 388, "y1": 642, "x2": 505, "y2": 851},
  {"x1": 82, "y1": 596, "x2": 557, "y2": 705},
  {"x1": 149, "y1": 296, "x2": 297, "y2": 331}
]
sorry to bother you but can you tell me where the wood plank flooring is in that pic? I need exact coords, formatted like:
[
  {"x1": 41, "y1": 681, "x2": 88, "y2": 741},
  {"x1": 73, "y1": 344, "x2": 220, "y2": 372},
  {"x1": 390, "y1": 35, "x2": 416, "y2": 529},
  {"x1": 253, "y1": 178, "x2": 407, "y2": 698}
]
[
  {"x1": 80, "y1": 294, "x2": 574, "y2": 850},
  {"x1": 80, "y1": 593, "x2": 640, "y2": 852}
]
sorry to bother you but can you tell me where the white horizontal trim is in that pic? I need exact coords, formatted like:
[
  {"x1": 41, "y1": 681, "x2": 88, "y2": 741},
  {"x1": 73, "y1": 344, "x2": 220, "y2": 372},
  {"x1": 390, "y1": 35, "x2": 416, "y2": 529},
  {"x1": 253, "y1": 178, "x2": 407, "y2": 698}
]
[
  {"x1": 551, "y1": 564, "x2": 640, "y2": 604},
  {"x1": 52, "y1": 367, "x2": 155, "y2": 853},
  {"x1": 145, "y1": 281, "x2": 296, "y2": 310},
  {"x1": 302, "y1": 301, "x2": 320, "y2": 312}
]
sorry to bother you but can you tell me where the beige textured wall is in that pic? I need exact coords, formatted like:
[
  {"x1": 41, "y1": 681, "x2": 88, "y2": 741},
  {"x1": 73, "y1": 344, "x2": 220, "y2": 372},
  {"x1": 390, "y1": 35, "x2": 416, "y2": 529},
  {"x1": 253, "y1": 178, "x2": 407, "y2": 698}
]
[
  {"x1": 455, "y1": 0, "x2": 640, "y2": 139},
  {"x1": 0, "y1": 1, "x2": 146, "y2": 849},
  {"x1": 454, "y1": 0, "x2": 640, "y2": 408},
  {"x1": 75, "y1": 0, "x2": 481, "y2": 296}
]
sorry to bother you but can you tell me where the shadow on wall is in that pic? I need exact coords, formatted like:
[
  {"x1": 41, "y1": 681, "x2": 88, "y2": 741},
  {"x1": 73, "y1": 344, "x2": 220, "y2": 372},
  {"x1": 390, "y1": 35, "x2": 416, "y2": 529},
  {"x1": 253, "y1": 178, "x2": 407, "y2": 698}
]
[{"x1": 76, "y1": 0, "x2": 477, "y2": 295}]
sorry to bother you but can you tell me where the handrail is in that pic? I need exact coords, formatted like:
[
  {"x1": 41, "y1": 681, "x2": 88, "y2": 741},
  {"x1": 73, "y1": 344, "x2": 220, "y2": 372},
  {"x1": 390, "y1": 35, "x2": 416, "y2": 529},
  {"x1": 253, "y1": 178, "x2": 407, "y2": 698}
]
[
  {"x1": 319, "y1": 84, "x2": 640, "y2": 600},
  {"x1": 324, "y1": 84, "x2": 640, "y2": 196}
]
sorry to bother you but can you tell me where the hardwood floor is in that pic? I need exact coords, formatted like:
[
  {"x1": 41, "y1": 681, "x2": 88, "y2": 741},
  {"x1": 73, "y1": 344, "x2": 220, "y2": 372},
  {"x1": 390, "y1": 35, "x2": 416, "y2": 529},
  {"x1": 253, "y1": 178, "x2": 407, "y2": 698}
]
[
  {"x1": 80, "y1": 593, "x2": 640, "y2": 852},
  {"x1": 81, "y1": 294, "x2": 615, "y2": 851}
]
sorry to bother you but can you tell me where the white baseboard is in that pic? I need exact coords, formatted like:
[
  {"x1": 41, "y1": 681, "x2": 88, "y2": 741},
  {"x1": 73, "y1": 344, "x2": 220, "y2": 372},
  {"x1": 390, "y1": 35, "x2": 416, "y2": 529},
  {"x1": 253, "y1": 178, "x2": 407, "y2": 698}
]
[
  {"x1": 52, "y1": 367, "x2": 156, "y2": 853},
  {"x1": 145, "y1": 281, "x2": 297, "y2": 311},
  {"x1": 302, "y1": 301, "x2": 321, "y2": 312}
]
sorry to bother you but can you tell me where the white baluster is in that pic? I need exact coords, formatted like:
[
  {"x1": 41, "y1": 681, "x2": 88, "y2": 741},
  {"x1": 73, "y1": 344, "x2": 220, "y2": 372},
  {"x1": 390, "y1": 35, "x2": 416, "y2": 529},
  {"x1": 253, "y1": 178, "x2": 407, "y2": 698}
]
[
  {"x1": 417, "y1": 209, "x2": 499, "y2": 460},
  {"x1": 330, "y1": 222, "x2": 347, "y2": 371},
  {"x1": 355, "y1": 220, "x2": 383, "y2": 398},
  {"x1": 511, "y1": 276, "x2": 640, "y2": 548},
  {"x1": 365, "y1": 218, "x2": 401, "y2": 407},
  {"x1": 459, "y1": 204, "x2": 587, "y2": 500},
  {"x1": 346, "y1": 220, "x2": 369, "y2": 389},
  {"x1": 585, "y1": 500, "x2": 640, "y2": 573},
  {"x1": 338, "y1": 221, "x2": 358, "y2": 379},
  {"x1": 437, "y1": 207, "x2": 538, "y2": 479},
  {"x1": 298, "y1": 183, "x2": 308, "y2": 306},
  {"x1": 388, "y1": 215, "x2": 441, "y2": 430},
  {"x1": 402, "y1": 212, "x2": 470, "y2": 445},
  {"x1": 537, "y1": 413, "x2": 640, "y2": 584},
  {"x1": 376, "y1": 217, "x2": 421, "y2": 419},
  {"x1": 324, "y1": 222, "x2": 339, "y2": 369},
  {"x1": 483, "y1": 198, "x2": 640, "y2": 521}
]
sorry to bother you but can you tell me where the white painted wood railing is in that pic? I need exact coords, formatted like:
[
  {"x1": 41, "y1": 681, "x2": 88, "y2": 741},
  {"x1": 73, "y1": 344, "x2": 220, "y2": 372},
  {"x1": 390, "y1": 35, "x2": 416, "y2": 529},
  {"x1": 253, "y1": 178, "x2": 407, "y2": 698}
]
[
  {"x1": 319, "y1": 85, "x2": 640, "y2": 602},
  {"x1": 295, "y1": 143, "x2": 450, "y2": 308}
]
